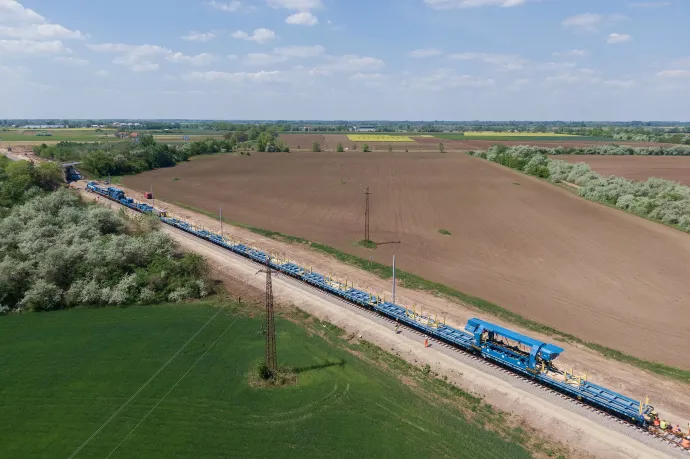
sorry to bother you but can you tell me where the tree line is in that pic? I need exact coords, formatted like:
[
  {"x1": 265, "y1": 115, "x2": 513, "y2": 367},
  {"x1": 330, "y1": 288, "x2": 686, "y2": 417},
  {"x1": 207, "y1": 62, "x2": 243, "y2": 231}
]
[
  {"x1": 470, "y1": 144, "x2": 690, "y2": 233},
  {"x1": 33, "y1": 136, "x2": 238, "y2": 178}
]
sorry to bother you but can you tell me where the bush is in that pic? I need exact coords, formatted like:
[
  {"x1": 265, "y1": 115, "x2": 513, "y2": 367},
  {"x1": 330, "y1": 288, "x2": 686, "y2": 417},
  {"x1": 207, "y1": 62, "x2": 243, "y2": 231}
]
[{"x1": 0, "y1": 189, "x2": 212, "y2": 313}]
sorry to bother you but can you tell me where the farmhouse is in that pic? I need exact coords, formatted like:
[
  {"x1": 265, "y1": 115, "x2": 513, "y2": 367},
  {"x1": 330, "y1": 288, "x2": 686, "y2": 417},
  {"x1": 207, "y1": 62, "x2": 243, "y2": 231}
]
[{"x1": 353, "y1": 125, "x2": 377, "y2": 132}]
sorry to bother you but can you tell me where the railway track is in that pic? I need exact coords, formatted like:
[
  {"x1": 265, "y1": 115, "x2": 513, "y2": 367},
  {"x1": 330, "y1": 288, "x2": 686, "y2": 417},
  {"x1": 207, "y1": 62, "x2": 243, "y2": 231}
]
[
  {"x1": 189, "y1": 227, "x2": 688, "y2": 456},
  {"x1": 87, "y1": 183, "x2": 689, "y2": 457}
]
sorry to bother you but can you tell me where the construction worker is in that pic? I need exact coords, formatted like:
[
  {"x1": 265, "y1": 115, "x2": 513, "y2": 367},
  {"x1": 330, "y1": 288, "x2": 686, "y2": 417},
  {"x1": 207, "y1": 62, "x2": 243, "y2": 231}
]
[
  {"x1": 653, "y1": 417, "x2": 661, "y2": 427},
  {"x1": 673, "y1": 425, "x2": 682, "y2": 435},
  {"x1": 660, "y1": 419, "x2": 668, "y2": 430},
  {"x1": 682, "y1": 437, "x2": 690, "y2": 450}
]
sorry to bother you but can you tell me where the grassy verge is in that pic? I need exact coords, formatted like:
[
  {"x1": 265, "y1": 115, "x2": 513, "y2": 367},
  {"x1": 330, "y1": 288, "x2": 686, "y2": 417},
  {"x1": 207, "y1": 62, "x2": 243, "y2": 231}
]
[
  {"x1": 438, "y1": 228, "x2": 452, "y2": 236},
  {"x1": 167, "y1": 203, "x2": 690, "y2": 385}
]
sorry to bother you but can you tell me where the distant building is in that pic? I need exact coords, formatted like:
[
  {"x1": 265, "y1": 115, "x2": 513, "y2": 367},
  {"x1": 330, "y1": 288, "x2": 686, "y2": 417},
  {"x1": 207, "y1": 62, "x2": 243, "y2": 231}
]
[
  {"x1": 129, "y1": 132, "x2": 139, "y2": 138},
  {"x1": 354, "y1": 126, "x2": 377, "y2": 132}
]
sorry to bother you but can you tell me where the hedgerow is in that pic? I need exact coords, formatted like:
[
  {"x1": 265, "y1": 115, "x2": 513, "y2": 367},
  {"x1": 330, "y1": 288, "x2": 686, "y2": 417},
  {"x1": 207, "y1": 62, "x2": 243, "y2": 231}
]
[{"x1": 470, "y1": 145, "x2": 690, "y2": 233}]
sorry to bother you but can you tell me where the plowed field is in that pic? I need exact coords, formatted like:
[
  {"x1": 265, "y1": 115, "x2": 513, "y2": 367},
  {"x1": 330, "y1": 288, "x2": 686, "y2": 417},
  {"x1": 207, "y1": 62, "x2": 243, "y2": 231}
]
[
  {"x1": 123, "y1": 151, "x2": 690, "y2": 368},
  {"x1": 551, "y1": 155, "x2": 690, "y2": 186}
]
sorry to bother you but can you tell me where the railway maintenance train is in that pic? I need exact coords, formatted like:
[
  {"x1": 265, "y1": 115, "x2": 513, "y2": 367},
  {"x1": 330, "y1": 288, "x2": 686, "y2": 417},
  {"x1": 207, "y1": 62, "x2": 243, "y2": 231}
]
[{"x1": 86, "y1": 181, "x2": 690, "y2": 447}]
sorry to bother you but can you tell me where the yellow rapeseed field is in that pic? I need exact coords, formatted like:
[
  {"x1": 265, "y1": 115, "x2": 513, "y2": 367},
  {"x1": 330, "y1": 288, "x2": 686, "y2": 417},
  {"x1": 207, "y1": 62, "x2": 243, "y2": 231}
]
[{"x1": 347, "y1": 134, "x2": 413, "y2": 142}]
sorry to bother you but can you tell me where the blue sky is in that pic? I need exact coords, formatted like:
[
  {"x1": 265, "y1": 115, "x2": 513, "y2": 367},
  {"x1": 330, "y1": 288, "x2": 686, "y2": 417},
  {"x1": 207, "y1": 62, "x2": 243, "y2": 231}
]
[{"x1": 1, "y1": 0, "x2": 689, "y2": 120}]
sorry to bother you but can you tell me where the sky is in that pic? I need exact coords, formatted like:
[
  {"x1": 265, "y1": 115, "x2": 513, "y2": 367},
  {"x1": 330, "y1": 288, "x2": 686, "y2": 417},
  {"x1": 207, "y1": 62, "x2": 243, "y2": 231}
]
[{"x1": 1, "y1": 0, "x2": 689, "y2": 120}]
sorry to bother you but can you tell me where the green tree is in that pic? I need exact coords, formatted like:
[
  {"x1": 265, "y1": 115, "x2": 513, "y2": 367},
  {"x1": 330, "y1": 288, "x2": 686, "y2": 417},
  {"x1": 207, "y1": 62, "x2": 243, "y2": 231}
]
[
  {"x1": 362, "y1": 144, "x2": 370, "y2": 152},
  {"x1": 336, "y1": 143, "x2": 344, "y2": 152},
  {"x1": 312, "y1": 141, "x2": 321, "y2": 152}
]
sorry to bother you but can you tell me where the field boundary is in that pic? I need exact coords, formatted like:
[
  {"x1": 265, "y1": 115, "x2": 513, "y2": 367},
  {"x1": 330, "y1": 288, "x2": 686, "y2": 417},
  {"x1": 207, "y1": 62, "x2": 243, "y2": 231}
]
[{"x1": 169, "y1": 202, "x2": 690, "y2": 386}]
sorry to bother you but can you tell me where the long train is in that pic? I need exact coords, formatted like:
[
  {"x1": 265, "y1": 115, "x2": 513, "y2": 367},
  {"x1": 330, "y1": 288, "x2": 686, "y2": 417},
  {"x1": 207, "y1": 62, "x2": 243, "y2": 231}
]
[{"x1": 86, "y1": 181, "x2": 663, "y2": 428}]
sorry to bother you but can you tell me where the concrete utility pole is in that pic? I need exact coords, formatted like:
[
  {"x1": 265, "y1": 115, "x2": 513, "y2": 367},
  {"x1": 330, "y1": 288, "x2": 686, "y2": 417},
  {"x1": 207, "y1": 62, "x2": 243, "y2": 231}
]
[
  {"x1": 392, "y1": 254, "x2": 396, "y2": 304},
  {"x1": 364, "y1": 186, "x2": 371, "y2": 241}
]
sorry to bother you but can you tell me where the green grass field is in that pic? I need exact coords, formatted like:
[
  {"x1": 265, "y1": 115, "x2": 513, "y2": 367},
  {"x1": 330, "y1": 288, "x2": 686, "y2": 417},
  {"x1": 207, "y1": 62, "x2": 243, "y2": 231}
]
[
  {"x1": 0, "y1": 128, "x2": 224, "y2": 146},
  {"x1": 433, "y1": 133, "x2": 611, "y2": 142},
  {"x1": 0, "y1": 303, "x2": 550, "y2": 458}
]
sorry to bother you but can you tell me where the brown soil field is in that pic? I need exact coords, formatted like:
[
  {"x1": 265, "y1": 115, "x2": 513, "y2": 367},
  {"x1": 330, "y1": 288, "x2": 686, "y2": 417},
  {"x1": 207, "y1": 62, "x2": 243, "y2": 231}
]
[
  {"x1": 123, "y1": 151, "x2": 690, "y2": 369},
  {"x1": 550, "y1": 155, "x2": 690, "y2": 186}
]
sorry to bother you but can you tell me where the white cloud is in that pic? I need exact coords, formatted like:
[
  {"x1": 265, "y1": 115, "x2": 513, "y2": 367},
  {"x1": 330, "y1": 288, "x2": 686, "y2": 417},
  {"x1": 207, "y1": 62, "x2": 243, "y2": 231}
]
[
  {"x1": 424, "y1": 0, "x2": 531, "y2": 9},
  {"x1": 404, "y1": 68, "x2": 494, "y2": 91},
  {"x1": 629, "y1": 1, "x2": 670, "y2": 7},
  {"x1": 286, "y1": 11, "x2": 318, "y2": 25},
  {"x1": 267, "y1": 0, "x2": 322, "y2": 10},
  {"x1": 449, "y1": 52, "x2": 527, "y2": 70},
  {"x1": 349, "y1": 73, "x2": 387, "y2": 87},
  {"x1": 231, "y1": 28, "x2": 276, "y2": 44},
  {"x1": 562, "y1": 13, "x2": 601, "y2": 32},
  {"x1": 657, "y1": 69, "x2": 690, "y2": 78},
  {"x1": 182, "y1": 70, "x2": 282, "y2": 83},
  {"x1": 316, "y1": 54, "x2": 386, "y2": 74},
  {"x1": 95, "y1": 69, "x2": 108, "y2": 77},
  {"x1": 671, "y1": 58, "x2": 690, "y2": 67},
  {"x1": 88, "y1": 42, "x2": 171, "y2": 71},
  {"x1": 182, "y1": 31, "x2": 216, "y2": 42},
  {"x1": 166, "y1": 52, "x2": 217, "y2": 66},
  {"x1": 0, "y1": 39, "x2": 70, "y2": 55},
  {"x1": 607, "y1": 32, "x2": 632, "y2": 44},
  {"x1": 506, "y1": 78, "x2": 530, "y2": 90},
  {"x1": 244, "y1": 45, "x2": 324, "y2": 65},
  {"x1": 53, "y1": 56, "x2": 89, "y2": 66},
  {"x1": 409, "y1": 48, "x2": 442, "y2": 58},
  {"x1": 602, "y1": 79, "x2": 635, "y2": 89},
  {"x1": 536, "y1": 62, "x2": 577, "y2": 71},
  {"x1": 0, "y1": 0, "x2": 44, "y2": 24},
  {"x1": 562, "y1": 13, "x2": 627, "y2": 34},
  {"x1": 207, "y1": 1, "x2": 242, "y2": 12},
  {"x1": 274, "y1": 45, "x2": 324, "y2": 58},
  {"x1": 0, "y1": 23, "x2": 85, "y2": 40},
  {"x1": 244, "y1": 52, "x2": 289, "y2": 66},
  {"x1": 552, "y1": 49, "x2": 590, "y2": 57}
]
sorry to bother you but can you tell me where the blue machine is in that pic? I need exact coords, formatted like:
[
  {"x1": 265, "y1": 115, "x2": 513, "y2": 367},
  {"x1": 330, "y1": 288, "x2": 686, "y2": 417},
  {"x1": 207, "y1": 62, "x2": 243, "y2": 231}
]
[{"x1": 86, "y1": 182, "x2": 657, "y2": 426}]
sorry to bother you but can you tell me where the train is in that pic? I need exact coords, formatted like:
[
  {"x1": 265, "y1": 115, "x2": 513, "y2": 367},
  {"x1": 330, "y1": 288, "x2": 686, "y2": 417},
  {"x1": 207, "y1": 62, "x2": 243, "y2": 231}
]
[{"x1": 85, "y1": 181, "x2": 659, "y2": 427}]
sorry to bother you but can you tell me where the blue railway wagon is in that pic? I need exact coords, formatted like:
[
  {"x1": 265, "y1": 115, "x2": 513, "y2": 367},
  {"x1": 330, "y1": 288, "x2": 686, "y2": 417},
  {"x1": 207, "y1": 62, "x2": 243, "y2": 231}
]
[{"x1": 85, "y1": 182, "x2": 657, "y2": 426}]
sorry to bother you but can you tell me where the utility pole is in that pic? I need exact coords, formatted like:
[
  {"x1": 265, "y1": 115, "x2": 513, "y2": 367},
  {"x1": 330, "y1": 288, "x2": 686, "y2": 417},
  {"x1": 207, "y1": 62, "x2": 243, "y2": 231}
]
[
  {"x1": 364, "y1": 186, "x2": 371, "y2": 242},
  {"x1": 257, "y1": 260, "x2": 277, "y2": 375},
  {"x1": 392, "y1": 254, "x2": 396, "y2": 304},
  {"x1": 219, "y1": 206, "x2": 223, "y2": 236}
]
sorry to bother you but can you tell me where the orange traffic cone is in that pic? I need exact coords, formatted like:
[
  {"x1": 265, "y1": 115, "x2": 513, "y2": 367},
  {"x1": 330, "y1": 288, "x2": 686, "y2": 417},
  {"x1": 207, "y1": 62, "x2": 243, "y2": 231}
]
[{"x1": 424, "y1": 337, "x2": 429, "y2": 348}]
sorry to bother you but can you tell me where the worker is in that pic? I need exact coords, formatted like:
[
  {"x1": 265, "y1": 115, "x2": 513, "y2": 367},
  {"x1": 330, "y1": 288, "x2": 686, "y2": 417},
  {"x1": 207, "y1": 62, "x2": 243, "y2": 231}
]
[
  {"x1": 394, "y1": 324, "x2": 400, "y2": 334},
  {"x1": 682, "y1": 437, "x2": 690, "y2": 449},
  {"x1": 673, "y1": 425, "x2": 682, "y2": 435},
  {"x1": 660, "y1": 420, "x2": 668, "y2": 430},
  {"x1": 653, "y1": 417, "x2": 661, "y2": 427}
]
